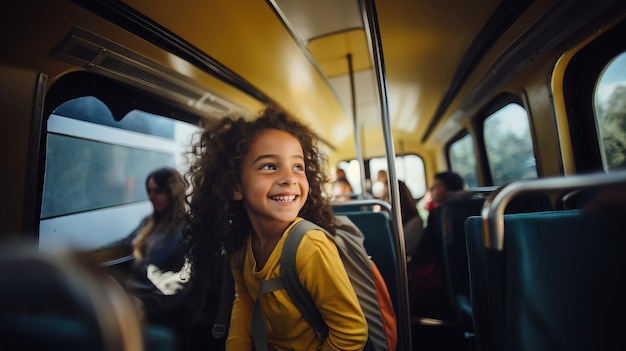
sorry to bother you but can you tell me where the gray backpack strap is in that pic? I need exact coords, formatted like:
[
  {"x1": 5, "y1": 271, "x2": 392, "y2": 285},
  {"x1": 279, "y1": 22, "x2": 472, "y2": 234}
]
[
  {"x1": 251, "y1": 277, "x2": 284, "y2": 351},
  {"x1": 212, "y1": 256, "x2": 234, "y2": 339},
  {"x1": 250, "y1": 219, "x2": 330, "y2": 349},
  {"x1": 281, "y1": 219, "x2": 329, "y2": 341}
]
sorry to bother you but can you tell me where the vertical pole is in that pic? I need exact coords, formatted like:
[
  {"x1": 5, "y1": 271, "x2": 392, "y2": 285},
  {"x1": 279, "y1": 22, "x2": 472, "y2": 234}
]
[
  {"x1": 360, "y1": 0, "x2": 412, "y2": 350},
  {"x1": 347, "y1": 53, "x2": 368, "y2": 199}
]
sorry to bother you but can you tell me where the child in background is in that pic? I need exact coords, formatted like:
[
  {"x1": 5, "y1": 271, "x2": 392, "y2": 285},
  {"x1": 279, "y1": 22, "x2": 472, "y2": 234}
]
[{"x1": 184, "y1": 106, "x2": 367, "y2": 351}]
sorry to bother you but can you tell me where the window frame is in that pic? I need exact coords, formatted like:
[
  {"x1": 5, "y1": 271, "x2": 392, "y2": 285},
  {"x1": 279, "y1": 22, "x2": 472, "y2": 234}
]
[
  {"x1": 473, "y1": 93, "x2": 537, "y2": 186},
  {"x1": 563, "y1": 19, "x2": 626, "y2": 173},
  {"x1": 38, "y1": 71, "x2": 203, "y2": 250}
]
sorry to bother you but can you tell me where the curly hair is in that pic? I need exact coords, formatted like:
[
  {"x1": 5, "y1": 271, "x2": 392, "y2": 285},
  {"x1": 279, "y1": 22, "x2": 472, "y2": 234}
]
[{"x1": 184, "y1": 106, "x2": 336, "y2": 263}]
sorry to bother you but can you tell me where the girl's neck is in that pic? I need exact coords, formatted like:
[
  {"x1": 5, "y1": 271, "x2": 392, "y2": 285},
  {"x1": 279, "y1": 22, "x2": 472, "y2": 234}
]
[
  {"x1": 251, "y1": 231, "x2": 282, "y2": 270},
  {"x1": 250, "y1": 220, "x2": 292, "y2": 270},
  {"x1": 249, "y1": 218, "x2": 292, "y2": 241}
]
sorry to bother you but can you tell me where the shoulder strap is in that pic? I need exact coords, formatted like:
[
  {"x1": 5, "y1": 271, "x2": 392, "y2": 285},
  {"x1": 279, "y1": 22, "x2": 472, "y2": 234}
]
[
  {"x1": 251, "y1": 277, "x2": 284, "y2": 351},
  {"x1": 281, "y1": 219, "x2": 329, "y2": 341},
  {"x1": 216, "y1": 220, "x2": 331, "y2": 348},
  {"x1": 212, "y1": 255, "x2": 234, "y2": 339}
]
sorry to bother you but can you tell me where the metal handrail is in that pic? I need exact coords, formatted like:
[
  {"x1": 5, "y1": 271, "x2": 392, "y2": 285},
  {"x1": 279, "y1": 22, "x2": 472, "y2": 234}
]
[
  {"x1": 482, "y1": 170, "x2": 626, "y2": 250},
  {"x1": 331, "y1": 198, "x2": 392, "y2": 213}
]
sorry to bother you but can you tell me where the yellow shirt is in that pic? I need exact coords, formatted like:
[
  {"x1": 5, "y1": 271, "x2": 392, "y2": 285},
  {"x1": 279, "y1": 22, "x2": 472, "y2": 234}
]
[{"x1": 226, "y1": 218, "x2": 368, "y2": 351}]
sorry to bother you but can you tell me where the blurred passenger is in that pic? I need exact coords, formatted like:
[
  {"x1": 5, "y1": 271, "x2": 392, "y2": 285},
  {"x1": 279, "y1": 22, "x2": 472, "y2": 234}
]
[
  {"x1": 336, "y1": 168, "x2": 349, "y2": 180},
  {"x1": 428, "y1": 171, "x2": 465, "y2": 210},
  {"x1": 333, "y1": 168, "x2": 354, "y2": 202},
  {"x1": 130, "y1": 167, "x2": 186, "y2": 265},
  {"x1": 409, "y1": 171, "x2": 464, "y2": 319},
  {"x1": 398, "y1": 180, "x2": 424, "y2": 262},
  {"x1": 373, "y1": 170, "x2": 390, "y2": 203},
  {"x1": 109, "y1": 167, "x2": 199, "y2": 349}
]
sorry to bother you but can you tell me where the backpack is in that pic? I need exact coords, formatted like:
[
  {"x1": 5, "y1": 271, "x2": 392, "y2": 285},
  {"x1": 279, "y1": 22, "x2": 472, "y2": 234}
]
[{"x1": 213, "y1": 216, "x2": 397, "y2": 351}]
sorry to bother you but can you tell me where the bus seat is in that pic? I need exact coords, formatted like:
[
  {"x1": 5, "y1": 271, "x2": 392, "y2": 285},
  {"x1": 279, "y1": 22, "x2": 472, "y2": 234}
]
[
  {"x1": 467, "y1": 208, "x2": 626, "y2": 351},
  {"x1": 0, "y1": 245, "x2": 150, "y2": 351},
  {"x1": 465, "y1": 215, "x2": 502, "y2": 351},
  {"x1": 440, "y1": 193, "x2": 487, "y2": 333},
  {"x1": 338, "y1": 211, "x2": 399, "y2": 313},
  {"x1": 440, "y1": 190, "x2": 553, "y2": 336},
  {"x1": 504, "y1": 209, "x2": 625, "y2": 351}
]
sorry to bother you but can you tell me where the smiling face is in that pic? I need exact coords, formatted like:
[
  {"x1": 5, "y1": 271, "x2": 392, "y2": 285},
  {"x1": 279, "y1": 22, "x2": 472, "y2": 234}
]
[{"x1": 233, "y1": 129, "x2": 309, "y2": 233}]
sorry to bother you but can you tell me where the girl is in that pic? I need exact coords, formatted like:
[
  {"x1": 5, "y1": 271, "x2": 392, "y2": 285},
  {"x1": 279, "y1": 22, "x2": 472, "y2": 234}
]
[{"x1": 185, "y1": 107, "x2": 367, "y2": 351}]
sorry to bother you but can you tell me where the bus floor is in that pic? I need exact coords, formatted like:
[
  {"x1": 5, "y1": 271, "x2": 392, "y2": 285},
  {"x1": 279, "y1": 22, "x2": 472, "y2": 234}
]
[{"x1": 411, "y1": 321, "x2": 474, "y2": 351}]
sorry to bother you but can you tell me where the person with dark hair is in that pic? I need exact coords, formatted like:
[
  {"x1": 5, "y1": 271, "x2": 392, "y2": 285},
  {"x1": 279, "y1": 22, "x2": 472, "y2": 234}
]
[
  {"x1": 184, "y1": 106, "x2": 367, "y2": 351},
  {"x1": 332, "y1": 168, "x2": 354, "y2": 202},
  {"x1": 105, "y1": 167, "x2": 198, "y2": 349},
  {"x1": 409, "y1": 171, "x2": 465, "y2": 319},
  {"x1": 427, "y1": 171, "x2": 465, "y2": 209},
  {"x1": 130, "y1": 167, "x2": 186, "y2": 262},
  {"x1": 398, "y1": 180, "x2": 424, "y2": 261},
  {"x1": 333, "y1": 177, "x2": 354, "y2": 202}
]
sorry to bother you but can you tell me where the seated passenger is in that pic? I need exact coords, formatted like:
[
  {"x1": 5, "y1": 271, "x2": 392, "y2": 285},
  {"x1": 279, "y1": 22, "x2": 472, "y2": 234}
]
[
  {"x1": 398, "y1": 180, "x2": 424, "y2": 262},
  {"x1": 374, "y1": 169, "x2": 390, "y2": 203},
  {"x1": 409, "y1": 171, "x2": 464, "y2": 319},
  {"x1": 332, "y1": 168, "x2": 354, "y2": 201},
  {"x1": 108, "y1": 167, "x2": 205, "y2": 349}
]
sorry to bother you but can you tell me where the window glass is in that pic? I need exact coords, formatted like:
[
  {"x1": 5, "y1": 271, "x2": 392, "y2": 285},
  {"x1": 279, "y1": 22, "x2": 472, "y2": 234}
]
[
  {"x1": 41, "y1": 134, "x2": 173, "y2": 218},
  {"x1": 449, "y1": 134, "x2": 478, "y2": 187},
  {"x1": 366, "y1": 155, "x2": 427, "y2": 199},
  {"x1": 593, "y1": 51, "x2": 626, "y2": 171},
  {"x1": 484, "y1": 103, "x2": 537, "y2": 185},
  {"x1": 40, "y1": 96, "x2": 200, "y2": 250}
]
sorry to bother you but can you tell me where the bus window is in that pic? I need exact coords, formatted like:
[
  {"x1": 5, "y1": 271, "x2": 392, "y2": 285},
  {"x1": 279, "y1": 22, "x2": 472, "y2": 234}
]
[
  {"x1": 449, "y1": 133, "x2": 478, "y2": 187},
  {"x1": 594, "y1": 51, "x2": 626, "y2": 171},
  {"x1": 484, "y1": 103, "x2": 537, "y2": 185},
  {"x1": 40, "y1": 96, "x2": 200, "y2": 251}
]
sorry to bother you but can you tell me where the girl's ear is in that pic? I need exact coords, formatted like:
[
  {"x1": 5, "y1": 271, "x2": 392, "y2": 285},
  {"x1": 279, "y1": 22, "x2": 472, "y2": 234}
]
[{"x1": 232, "y1": 185, "x2": 243, "y2": 201}]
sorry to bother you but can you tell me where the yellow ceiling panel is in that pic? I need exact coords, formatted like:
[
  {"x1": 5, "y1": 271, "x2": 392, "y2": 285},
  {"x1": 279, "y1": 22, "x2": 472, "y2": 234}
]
[{"x1": 308, "y1": 29, "x2": 371, "y2": 78}]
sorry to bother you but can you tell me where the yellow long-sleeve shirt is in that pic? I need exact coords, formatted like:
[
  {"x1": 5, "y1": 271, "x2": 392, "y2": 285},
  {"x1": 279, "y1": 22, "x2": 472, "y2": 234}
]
[{"x1": 226, "y1": 218, "x2": 368, "y2": 351}]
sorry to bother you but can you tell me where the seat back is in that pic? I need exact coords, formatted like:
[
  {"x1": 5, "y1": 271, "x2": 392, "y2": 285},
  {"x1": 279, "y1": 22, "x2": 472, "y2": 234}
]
[
  {"x1": 440, "y1": 190, "x2": 553, "y2": 334},
  {"x1": 439, "y1": 194, "x2": 486, "y2": 331},
  {"x1": 503, "y1": 209, "x2": 625, "y2": 351},
  {"x1": 465, "y1": 215, "x2": 504, "y2": 351},
  {"x1": 0, "y1": 245, "x2": 145, "y2": 351},
  {"x1": 466, "y1": 171, "x2": 626, "y2": 351}
]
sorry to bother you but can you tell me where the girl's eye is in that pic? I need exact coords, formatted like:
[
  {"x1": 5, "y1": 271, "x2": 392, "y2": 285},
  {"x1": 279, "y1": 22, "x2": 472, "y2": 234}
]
[
  {"x1": 260, "y1": 164, "x2": 277, "y2": 170},
  {"x1": 293, "y1": 163, "x2": 304, "y2": 171}
]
